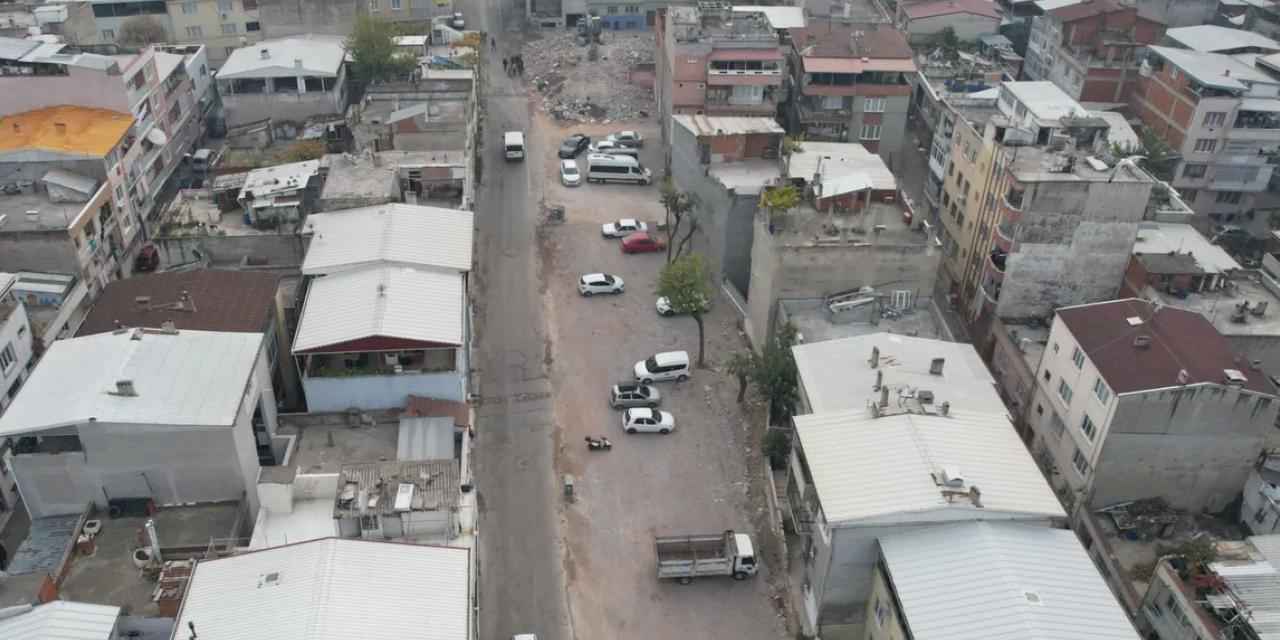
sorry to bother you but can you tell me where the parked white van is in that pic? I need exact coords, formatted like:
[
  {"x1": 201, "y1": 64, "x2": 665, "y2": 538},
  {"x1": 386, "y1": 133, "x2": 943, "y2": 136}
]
[
  {"x1": 586, "y1": 154, "x2": 652, "y2": 185},
  {"x1": 634, "y1": 350, "x2": 690, "y2": 384},
  {"x1": 504, "y1": 131, "x2": 525, "y2": 160}
]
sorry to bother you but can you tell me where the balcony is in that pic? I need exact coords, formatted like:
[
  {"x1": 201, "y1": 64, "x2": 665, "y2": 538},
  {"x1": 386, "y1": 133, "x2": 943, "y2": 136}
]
[
  {"x1": 994, "y1": 222, "x2": 1014, "y2": 252},
  {"x1": 1003, "y1": 187, "x2": 1025, "y2": 212},
  {"x1": 988, "y1": 249, "x2": 1008, "y2": 277}
]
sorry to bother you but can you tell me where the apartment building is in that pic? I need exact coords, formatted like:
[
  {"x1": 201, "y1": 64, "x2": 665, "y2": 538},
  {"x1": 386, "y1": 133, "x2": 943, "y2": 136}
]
[
  {"x1": 1022, "y1": 0, "x2": 1164, "y2": 103},
  {"x1": 655, "y1": 4, "x2": 787, "y2": 148},
  {"x1": 896, "y1": 0, "x2": 1001, "y2": 44},
  {"x1": 784, "y1": 22, "x2": 915, "y2": 162},
  {"x1": 1130, "y1": 44, "x2": 1280, "y2": 235},
  {"x1": 165, "y1": 0, "x2": 264, "y2": 65},
  {"x1": 1028, "y1": 298, "x2": 1279, "y2": 513},
  {"x1": 0, "y1": 273, "x2": 36, "y2": 414}
]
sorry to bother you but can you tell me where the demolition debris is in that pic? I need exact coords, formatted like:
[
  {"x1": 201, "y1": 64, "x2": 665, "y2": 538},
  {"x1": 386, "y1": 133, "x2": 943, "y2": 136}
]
[{"x1": 521, "y1": 31, "x2": 655, "y2": 122}]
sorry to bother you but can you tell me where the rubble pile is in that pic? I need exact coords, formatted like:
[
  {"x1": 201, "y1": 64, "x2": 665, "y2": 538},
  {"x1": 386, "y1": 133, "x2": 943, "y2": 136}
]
[{"x1": 522, "y1": 32, "x2": 655, "y2": 122}]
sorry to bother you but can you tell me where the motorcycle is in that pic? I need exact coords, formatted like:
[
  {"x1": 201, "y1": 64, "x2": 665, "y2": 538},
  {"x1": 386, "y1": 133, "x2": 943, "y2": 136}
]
[{"x1": 584, "y1": 436, "x2": 612, "y2": 451}]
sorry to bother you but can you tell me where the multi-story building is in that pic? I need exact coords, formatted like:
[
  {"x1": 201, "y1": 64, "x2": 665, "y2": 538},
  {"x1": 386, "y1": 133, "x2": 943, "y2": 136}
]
[
  {"x1": 1027, "y1": 298, "x2": 1279, "y2": 513},
  {"x1": 1130, "y1": 45, "x2": 1280, "y2": 235},
  {"x1": 1022, "y1": 0, "x2": 1164, "y2": 103},
  {"x1": 655, "y1": 4, "x2": 787, "y2": 149},
  {"x1": 165, "y1": 0, "x2": 264, "y2": 65},
  {"x1": 783, "y1": 22, "x2": 915, "y2": 164},
  {"x1": 895, "y1": 0, "x2": 1001, "y2": 44},
  {"x1": 216, "y1": 36, "x2": 347, "y2": 127},
  {"x1": 0, "y1": 273, "x2": 36, "y2": 414}
]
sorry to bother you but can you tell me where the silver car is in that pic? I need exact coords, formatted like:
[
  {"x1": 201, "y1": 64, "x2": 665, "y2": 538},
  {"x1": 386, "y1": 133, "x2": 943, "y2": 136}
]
[
  {"x1": 609, "y1": 384, "x2": 662, "y2": 409},
  {"x1": 560, "y1": 159, "x2": 581, "y2": 186}
]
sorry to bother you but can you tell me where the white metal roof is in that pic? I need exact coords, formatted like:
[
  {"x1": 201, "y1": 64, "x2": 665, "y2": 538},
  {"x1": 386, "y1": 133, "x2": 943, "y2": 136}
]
[
  {"x1": 240, "y1": 159, "x2": 320, "y2": 202},
  {"x1": 217, "y1": 36, "x2": 346, "y2": 79},
  {"x1": 1003, "y1": 81, "x2": 1084, "y2": 122},
  {"x1": 792, "y1": 332, "x2": 1004, "y2": 415},
  {"x1": 787, "y1": 142, "x2": 897, "y2": 193},
  {"x1": 732, "y1": 5, "x2": 806, "y2": 28},
  {"x1": 302, "y1": 204, "x2": 474, "y2": 276},
  {"x1": 0, "y1": 329, "x2": 263, "y2": 436},
  {"x1": 673, "y1": 114, "x2": 785, "y2": 137},
  {"x1": 878, "y1": 522, "x2": 1138, "y2": 640},
  {"x1": 1134, "y1": 222, "x2": 1242, "y2": 274},
  {"x1": 293, "y1": 266, "x2": 464, "y2": 353},
  {"x1": 793, "y1": 409, "x2": 1064, "y2": 525},
  {"x1": 394, "y1": 35, "x2": 429, "y2": 46},
  {"x1": 1148, "y1": 46, "x2": 1278, "y2": 91},
  {"x1": 173, "y1": 538, "x2": 469, "y2": 640},
  {"x1": 1090, "y1": 110, "x2": 1139, "y2": 150},
  {"x1": 1165, "y1": 25, "x2": 1280, "y2": 53},
  {"x1": 0, "y1": 601, "x2": 121, "y2": 640}
]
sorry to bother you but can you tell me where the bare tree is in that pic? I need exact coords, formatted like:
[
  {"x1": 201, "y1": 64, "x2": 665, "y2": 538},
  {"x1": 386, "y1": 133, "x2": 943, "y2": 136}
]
[
  {"x1": 658, "y1": 178, "x2": 696, "y2": 263},
  {"x1": 117, "y1": 16, "x2": 167, "y2": 48}
]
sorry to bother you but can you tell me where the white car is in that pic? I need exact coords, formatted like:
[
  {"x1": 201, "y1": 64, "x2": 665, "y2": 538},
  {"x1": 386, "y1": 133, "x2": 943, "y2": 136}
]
[
  {"x1": 560, "y1": 159, "x2": 581, "y2": 186},
  {"x1": 589, "y1": 140, "x2": 640, "y2": 157},
  {"x1": 656, "y1": 295, "x2": 710, "y2": 316},
  {"x1": 622, "y1": 407, "x2": 675, "y2": 434},
  {"x1": 607, "y1": 130, "x2": 644, "y2": 147},
  {"x1": 578, "y1": 273, "x2": 624, "y2": 296},
  {"x1": 601, "y1": 218, "x2": 648, "y2": 238},
  {"x1": 450, "y1": 11, "x2": 465, "y2": 28}
]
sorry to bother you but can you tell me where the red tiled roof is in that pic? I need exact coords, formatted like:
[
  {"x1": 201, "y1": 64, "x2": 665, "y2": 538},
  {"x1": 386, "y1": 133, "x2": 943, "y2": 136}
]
[
  {"x1": 789, "y1": 23, "x2": 914, "y2": 60},
  {"x1": 903, "y1": 0, "x2": 1001, "y2": 20},
  {"x1": 1056, "y1": 298, "x2": 1275, "y2": 395},
  {"x1": 77, "y1": 270, "x2": 282, "y2": 336}
]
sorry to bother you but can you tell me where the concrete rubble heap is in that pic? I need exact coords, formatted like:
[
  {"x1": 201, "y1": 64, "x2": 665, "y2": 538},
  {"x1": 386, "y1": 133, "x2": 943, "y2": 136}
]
[{"x1": 521, "y1": 32, "x2": 655, "y2": 122}]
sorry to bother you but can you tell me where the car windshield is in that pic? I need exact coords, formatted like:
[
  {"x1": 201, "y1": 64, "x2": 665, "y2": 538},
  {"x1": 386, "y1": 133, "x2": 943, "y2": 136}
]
[
  {"x1": 601, "y1": 275, "x2": 615, "y2": 284},
  {"x1": 644, "y1": 356, "x2": 658, "y2": 370},
  {"x1": 636, "y1": 386, "x2": 651, "y2": 398},
  {"x1": 564, "y1": 165, "x2": 578, "y2": 175}
]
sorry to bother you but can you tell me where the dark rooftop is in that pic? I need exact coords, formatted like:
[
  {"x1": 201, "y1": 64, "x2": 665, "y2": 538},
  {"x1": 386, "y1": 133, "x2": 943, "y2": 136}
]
[
  {"x1": 77, "y1": 270, "x2": 282, "y2": 336},
  {"x1": 1057, "y1": 298, "x2": 1275, "y2": 395},
  {"x1": 788, "y1": 23, "x2": 913, "y2": 59},
  {"x1": 1135, "y1": 252, "x2": 1205, "y2": 275}
]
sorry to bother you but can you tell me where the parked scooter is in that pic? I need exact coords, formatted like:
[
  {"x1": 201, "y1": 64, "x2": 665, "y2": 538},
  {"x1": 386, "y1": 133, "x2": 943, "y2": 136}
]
[{"x1": 585, "y1": 436, "x2": 612, "y2": 451}]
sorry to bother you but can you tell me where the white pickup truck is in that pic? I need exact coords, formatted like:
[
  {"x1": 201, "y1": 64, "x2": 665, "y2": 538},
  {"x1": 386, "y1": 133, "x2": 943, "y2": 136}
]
[{"x1": 655, "y1": 530, "x2": 758, "y2": 584}]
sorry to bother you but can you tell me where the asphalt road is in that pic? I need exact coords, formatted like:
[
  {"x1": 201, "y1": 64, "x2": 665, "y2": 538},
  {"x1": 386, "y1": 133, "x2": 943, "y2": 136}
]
[{"x1": 471, "y1": 1, "x2": 573, "y2": 639}]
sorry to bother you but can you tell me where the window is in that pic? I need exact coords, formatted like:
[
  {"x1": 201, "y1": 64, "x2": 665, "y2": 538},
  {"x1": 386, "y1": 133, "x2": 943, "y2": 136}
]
[
  {"x1": 874, "y1": 597, "x2": 887, "y2": 627},
  {"x1": 221, "y1": 22, "x2": 237, "y2": 34},
  {"x1": 101, "y1": 29, "x2": 115, "y2": 41},
  {"x1": 860, "y1": 124, "x2": 881, "y2": 140},
  {"x1": 246, "y1": 21, "x2": 260, "y2": 31},
  {"x1": 1183, "y1": 163, "x2": 1207, "y2": 178},
  {"x1": 217, "y1": 0, "x2": 232, "y2": 10},
  {"x1": 242, "y1": 0, "x2": 257, "y2": 8},
  {"x1": 1203, "y1": 112, "x2": 1226, "y2": 127},
  {"x1": 186, "y1": 25, "x2": 204, "y2": 38},
  {"x1": 1052, "y1": 342, "x2": 1059, "y2": 353},
  {"x1": 863, "y1": 96, "x2": 885, "y2": 112},
  {"x1": 1194, "y1": 138, "x2": 1217, "y2": 153},
  {"x1": 1216, "y1": 191, "x2": 1242, "y2": 204},
  {"x1": 625, "y1": 4, "x2": 640, "y2": 12},
  {"x1": 369, "y1": 0, "x2": 377, "y2": 9},
  {"x1": 1071, "y1": 346, "x2": 1084, "y2": 369},
  {"x1": 729, "y1": 84, "x2": 764, "y2": 105},
  {"x1": 1043, "y1": 370, "x2": 1051, "y2": 383},
  {"x1": 391, "y1": 0, "x2": 401, "y2": 7},
  {"x1": 1071, "y1": 448, "x2": 1091, "y2": 477},
  {"x1": 1050, "y1": 411, "x2": 1066, "y2": 439},
  {"x1": 1080, "y1": 414, "x2": 1097, "y2": 440},
  {"x1": 1058, "y1": 379, "x2": 1073, "y2": 404},
  {"x1": 0, "y1": 343, "x2": 14, "y2": 373},
  {"x1": 181, "y1": 0, "x2": 197, "y2": 13},
  {"x1": 821, "y1": 95, "x2": 843, "y2": 109},
  {"x1": 1093, "y1": 378, "x2": 1110, "y2": 404},
  {"x1": 607, "y1": 5, "x2": 618, "y2": 13},
  {"x1": 225, "y1": 46, "x2": 236, "y2": 57},
  {"x1": 1148, "y1": 602, "x2": 1164, "y2": 618}
]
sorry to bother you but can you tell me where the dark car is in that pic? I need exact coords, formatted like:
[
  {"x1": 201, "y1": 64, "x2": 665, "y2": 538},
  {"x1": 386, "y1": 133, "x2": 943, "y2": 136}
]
[{"x1": 558, "y1": 134, "x2": 592, "y2": 159}]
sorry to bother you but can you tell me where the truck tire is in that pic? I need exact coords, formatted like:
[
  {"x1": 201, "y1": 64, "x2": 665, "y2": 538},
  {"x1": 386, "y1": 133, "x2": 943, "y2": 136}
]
[
  {"x1": 733, "y1": 572, "x2": 748, "y2": 580},
  {"x1": 679, "y1": 577, "x2": 692, "y2": 585}
]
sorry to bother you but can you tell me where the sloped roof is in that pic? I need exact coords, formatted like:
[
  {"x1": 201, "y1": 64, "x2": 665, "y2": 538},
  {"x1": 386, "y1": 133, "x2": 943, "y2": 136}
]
[
  {"x1": 0, "y1": 601, "x2": 121, "y2": 640},
  {"x1": 1164, "y1": 25, "x2": 1280, "y2": 53},
  {"x1": 1049, "y1": 0, "x2": 1128, "y2": 21},
  {"x1": 1056, "y1": 298, "x2": 1275, "y2": 395},
  {"x1": 0, "y1": 106, "x2": 132, "y2": 158},
  {"x1": 904, "y1": 0, "x2": 1001, "y2": 20},
  {"x1": 0, "y1": 329, "x2": 263, "y2": 436},
  {"x1": 1147, "y1": 46, "x2": 1277, "y2": 91},
  {"x1": 78, "y1": 270, "x2": 282, "y2": 336},
  {"x1": 302, "y1": 204, "x2": 474, "y2": 276},
  {"x1": 217, "y1": 36, "x2": 346, "y2": 79},
  {"x1": 292, "y1": 266, "x2": 464, "y2": 353},
  {"x1": 879, "y1": 522, "x2": 1139, "y2": 640},
  {"x1": 173, "y1": 538, "x2": 469, "y2": 640}
]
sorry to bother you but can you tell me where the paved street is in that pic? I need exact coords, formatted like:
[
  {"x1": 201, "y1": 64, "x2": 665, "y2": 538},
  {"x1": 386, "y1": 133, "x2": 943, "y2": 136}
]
[{"x1": 471, "y1": 1, "x2": 572, "y2": 639}]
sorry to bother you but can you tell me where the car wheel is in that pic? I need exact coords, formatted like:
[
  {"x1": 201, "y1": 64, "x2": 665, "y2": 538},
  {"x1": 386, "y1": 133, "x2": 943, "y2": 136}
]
[
  {"x1": 677, "y1": 374, "x2": 688, "y2": 382},
  {"x1": 626, "y1": 427, "x2": 637, "y2": 434},
  {"x1": 679, "y1": 577, "x2": 692, "y2": 585},
  {"x1": 659, "y1": 309, "x2": 672, "y2": 317},
  {"x1": 648, "y1": 402, "x2": 659, "y2": 409},
  {"x1": 615, "y1": 288, "x2": 624, "y2": 294},
  {"x1": 659, "y1": 428, "x2": 670, "y2": 435},
  {"x1": 733, "y1": 572, "x2": 748, "y2": 580},
  {"x1": 640, "y1": 378, "x2": 653, "y2": 385},
  {"x1": 583, "y1": 291, "x2": 593, "y2": 297}
]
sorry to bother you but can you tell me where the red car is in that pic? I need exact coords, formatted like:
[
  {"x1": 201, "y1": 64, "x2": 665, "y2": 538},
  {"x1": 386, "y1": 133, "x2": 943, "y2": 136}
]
[{"x1": 621, "y1": 232, "x2": 666, "y2": 254}]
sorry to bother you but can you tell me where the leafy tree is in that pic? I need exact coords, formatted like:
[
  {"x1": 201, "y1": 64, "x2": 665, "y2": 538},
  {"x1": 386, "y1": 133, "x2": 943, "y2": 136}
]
[
  {"x1": 117, "y1": 16, "x2": 167, "y2": 48},
  {"x1": 657, "y1": 254, "x2": 714, "y2": 367},
  {"x1": 346, "y1": 16, "x2": 417, "y2": 86},
  {"x1": 761, "y1": 184, "x2": 800, "y2": 226},
  {"x1": 659, "y1": 178, "x2": 697, "y2": 263},
  {"x1": 762, "y1": 429, "x2": 792, "y2": 469},
  {"x1": 271, "y1": 140, "x2": 326, "y2": 164},
  {"x1": 726, "y1": 351, "x2": 754, "y2": 403},
  {"x1": 730, "y1": 322, "x2": 800, "y2": 425}
]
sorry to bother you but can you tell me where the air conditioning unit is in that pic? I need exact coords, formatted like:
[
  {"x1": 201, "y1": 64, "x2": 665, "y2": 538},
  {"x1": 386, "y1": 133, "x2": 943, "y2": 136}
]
[{"x1": 383, "y1": 353, "x2": 399, "y2": 366}]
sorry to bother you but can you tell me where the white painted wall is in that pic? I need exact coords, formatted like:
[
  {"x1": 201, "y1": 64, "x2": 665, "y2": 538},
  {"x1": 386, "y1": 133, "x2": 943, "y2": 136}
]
[{"x1": 0, "y1": 297, "x2": 34, "y2": 413}]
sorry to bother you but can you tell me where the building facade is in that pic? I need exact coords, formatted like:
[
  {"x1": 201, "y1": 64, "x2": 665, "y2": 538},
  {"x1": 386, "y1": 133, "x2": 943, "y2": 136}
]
[
  {"x1": 217, "y1": 36, "x2": 347, "y2": 127},
  {"x1": 1022, "y1": 0, "x2": 1164, "y2": 103},
  {"x1": 0, "y1": 274, "x2": 36, "y2": 415}
]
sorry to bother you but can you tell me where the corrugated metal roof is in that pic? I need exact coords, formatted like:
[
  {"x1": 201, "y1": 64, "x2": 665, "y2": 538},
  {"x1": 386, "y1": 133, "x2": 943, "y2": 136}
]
[
  {"x1": 398, "y1": 416, "x2": 456, "y2": 460},
  {"x1": 335, "y1": 459, "x2": 460, "y2": 518},
  {"x1": 174, "y1": 538, "x2": 469, "y2": 640},
  {"x1": 217, "y1": 36, "x2": 346, "y2": 79},
  {"x1": 733, "y1": 5, "x2": 806, "y2": 28},
  {"x1": 787, "y1": 142, "x2": 897, "y2": 193},
  {"x1": 0, "y1": 329, "x2": 263, "y2": 436},
  {"x1": 672, "y1": 114, "x2": 784, "y2": 137},
  {"x1": 793, "y1": 409, "x2": 1063, "y2": 524},
  {"x1": 1165, "y1": 25, "x2": 1280, "y2": 53},
  {"x1": 878, "y1": 522, "x2": 1139, "y2": 640},
  {"x1": 302, "y1": 204, "x2": 474, "y2": 276},
  {"x1": 0, "y1": 600, "x2": 121, "y2": 640},
  {"x1": 292, "y1": 266, "x2": 464, "y2": 353},
  {"x1": 1148, "y1": 46, "x2": 1276, "y2": 91},
  {"x1": 1212, "y1": 560, "x2": 1280, "y2": 639}
]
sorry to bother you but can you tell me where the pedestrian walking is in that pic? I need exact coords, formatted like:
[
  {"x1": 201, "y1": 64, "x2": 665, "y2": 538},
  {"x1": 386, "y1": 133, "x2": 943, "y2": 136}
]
[{"x1": 502, "y1": 57, "x2": 508, "y2": 73}]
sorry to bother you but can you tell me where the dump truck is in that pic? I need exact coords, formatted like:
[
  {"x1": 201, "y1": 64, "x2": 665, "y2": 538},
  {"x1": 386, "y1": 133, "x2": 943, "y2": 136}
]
[{"x1": 655, "y1": 530, "x2": 758, "y2": 583}]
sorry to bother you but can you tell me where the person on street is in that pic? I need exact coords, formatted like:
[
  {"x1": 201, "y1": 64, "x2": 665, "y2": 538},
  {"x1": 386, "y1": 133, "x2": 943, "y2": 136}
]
[{"x1": 502, "y1": 57, "x2": 508, "y2": 73}]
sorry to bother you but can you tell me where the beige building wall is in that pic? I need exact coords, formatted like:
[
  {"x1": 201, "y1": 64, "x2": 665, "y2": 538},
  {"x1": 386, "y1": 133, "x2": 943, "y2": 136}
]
[
  {"x1": 938, "y1": 119, "x2": 999, "y2": 306},
  {"x1": 862, "y1": 562, "x2": 909, "y2": 640},
  {"x1": 167, "y1": 0, "x2": 263, "y2": 64}
]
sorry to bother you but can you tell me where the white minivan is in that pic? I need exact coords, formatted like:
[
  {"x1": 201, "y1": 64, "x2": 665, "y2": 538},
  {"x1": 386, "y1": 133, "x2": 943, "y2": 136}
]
[
  {"x1": 586, "y1": 153, "x2": 652, "y2": 185},
  {"x1": 504, "y1": 131, "x2": 525, "y2": 160},
  {"x1": 634, "y1": 350, "x2": 690, "y2": 384}
]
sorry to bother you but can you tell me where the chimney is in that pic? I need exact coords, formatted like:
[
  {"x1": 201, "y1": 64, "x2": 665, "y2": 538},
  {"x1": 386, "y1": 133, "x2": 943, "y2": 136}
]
[
  {"x1": 259, "y1": 47, "x2": 270, "y2": 59},
  {"x1": 869, "y1": 346, "x2": 880, "y2": 368},
  {"x1": 930, "y1": 357, "x2": 945, "y2": 375},
  {"x1": 54, "y1": 122, "x2": 66, "y2": 136},
  {"x1": 114, "y1": 379, "x2": 137, "y2": 397},
  {"x1": 969, "y1": 486, "x2": 983, "y2": 508},
  {"x1": 294, "y1": 58, "x2": 303, "y2": 69},
  {"x1": 874, "y1": 369, "x2": 883, "y2": 390},
  {"x1": 940, "y1": 401, "x2": 951, "y2": 416},
  {"x1": 879, "y1": 385, "x2": 889, "y2": 408}
]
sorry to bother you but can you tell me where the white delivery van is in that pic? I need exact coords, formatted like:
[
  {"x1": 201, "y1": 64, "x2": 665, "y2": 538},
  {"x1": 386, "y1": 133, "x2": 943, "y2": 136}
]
[
  {"x1": 504, "y1": 131, "x2": 525, "y2": 160},
  {"x1": 586, "y1": 153, "x2": 652, "y2": 185}
]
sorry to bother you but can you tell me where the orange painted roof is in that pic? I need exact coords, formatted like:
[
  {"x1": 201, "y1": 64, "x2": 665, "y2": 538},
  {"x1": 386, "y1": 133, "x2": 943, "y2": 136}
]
[{"x1": 0, "y1": 105, "x2": 134, "y2": 158}]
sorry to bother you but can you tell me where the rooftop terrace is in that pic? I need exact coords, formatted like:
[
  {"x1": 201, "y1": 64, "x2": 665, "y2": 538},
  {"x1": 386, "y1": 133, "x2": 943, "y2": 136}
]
[{"x1": 1153, "y1": 270, "x2": 1280, "y2": 337}]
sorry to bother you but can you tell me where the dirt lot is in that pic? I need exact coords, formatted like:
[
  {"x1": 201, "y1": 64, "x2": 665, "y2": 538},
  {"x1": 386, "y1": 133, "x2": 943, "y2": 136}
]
[{"x1": 531, "y1": 117, "x2": 791, "y2": 640}]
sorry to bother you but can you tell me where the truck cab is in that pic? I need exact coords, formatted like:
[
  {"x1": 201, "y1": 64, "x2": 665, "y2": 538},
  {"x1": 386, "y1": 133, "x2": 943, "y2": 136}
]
[{"x1": 730, "y1": 532, "x2": 758, "y2": 577}]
